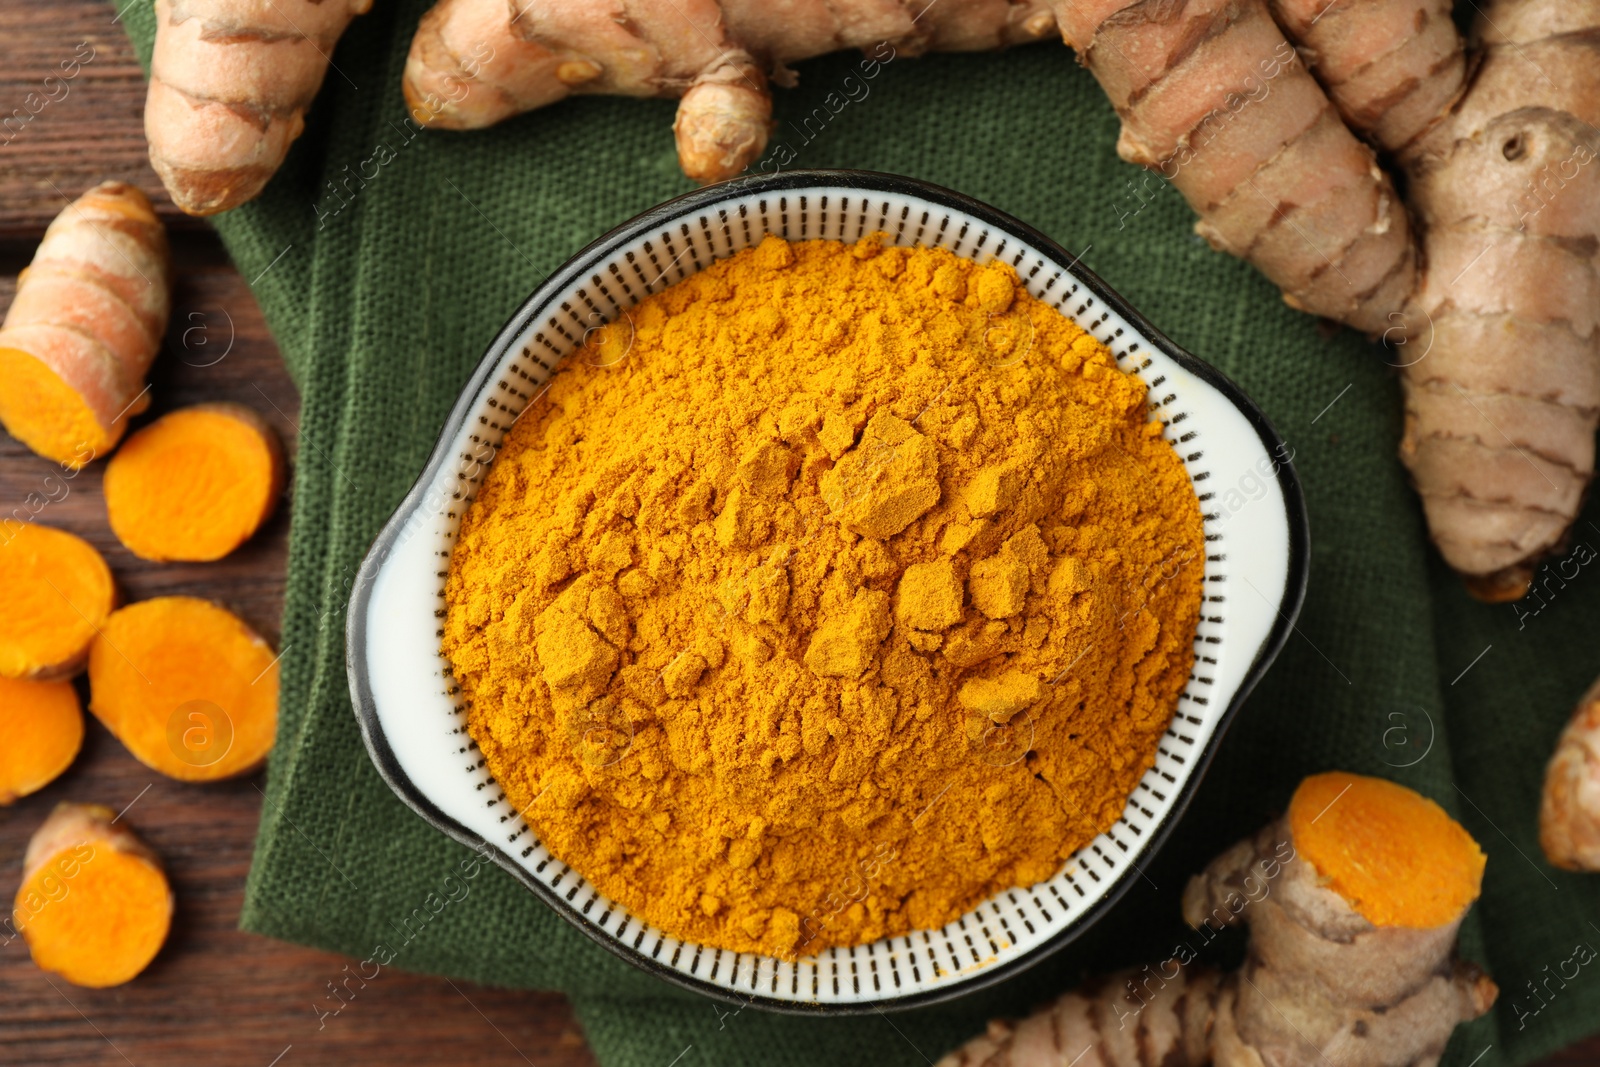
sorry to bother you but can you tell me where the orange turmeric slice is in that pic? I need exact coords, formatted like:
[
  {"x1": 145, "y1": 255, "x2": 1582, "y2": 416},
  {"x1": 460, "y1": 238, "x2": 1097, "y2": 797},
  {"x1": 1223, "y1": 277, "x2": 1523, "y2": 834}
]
[
  {"x1": 14, "y1": 802, "x2": 172, "y2": 987},
  {"x1": 1289, "y1": 770, "x2": 1486, "y2": 929},
  {"x1": 0, "y1": 522, "x2": 116, "y2": 680},
  {"x1": 88, "y1": 596, "x2": 278, "y2": 781},
  {"x1": 0, "y1": 676, "x2": 84, "y2": 804},
  {"x1": 104, "y1": 404, "x2": 285, "y2": 562}
]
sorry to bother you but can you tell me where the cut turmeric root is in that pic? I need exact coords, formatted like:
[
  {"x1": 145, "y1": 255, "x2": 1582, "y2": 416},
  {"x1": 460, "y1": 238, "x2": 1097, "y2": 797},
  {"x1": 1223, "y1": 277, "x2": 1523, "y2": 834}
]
[
  {"x1": 938, "y1": 771, "x2": 1493, "y2": 1067},
  {"x1": 88, "y1": 597, "x2": 278, "y2": 782},
  {"x1": 0, "y1": 677, "x2": 84, "y2": 804},
  {"x1": 0, "y1": 182, "x2": 170, "y2": 468},
  {"x1": 1289, "y1": 769, "x2": 1486, "y2": 928},
  {"x1": 104, "y1": 404, "x2": 286, "y2": 562},
  {"x1": 0, "y1": 523, "x2": 116, "y2": 680},
  {"x1": 13, "y1": 802, "x2": 172, "y2": 988}
]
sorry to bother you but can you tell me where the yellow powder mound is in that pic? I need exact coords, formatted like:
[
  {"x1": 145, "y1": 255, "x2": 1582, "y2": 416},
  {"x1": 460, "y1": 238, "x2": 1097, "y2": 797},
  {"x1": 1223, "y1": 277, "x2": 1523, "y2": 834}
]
[
  {"x1": 444, "y1": 234, "x2": 1205, "y2": 957},
  {"x1": 1290, "y1": 771, "x2": 1486, "y2": 929}
]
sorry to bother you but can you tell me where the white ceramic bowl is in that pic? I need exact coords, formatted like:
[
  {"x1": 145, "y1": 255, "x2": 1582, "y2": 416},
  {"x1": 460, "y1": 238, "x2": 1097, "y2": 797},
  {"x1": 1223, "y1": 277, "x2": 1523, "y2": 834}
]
[{"x1": 348, "y1": 170, "x2": 1308, "y2": 1013}]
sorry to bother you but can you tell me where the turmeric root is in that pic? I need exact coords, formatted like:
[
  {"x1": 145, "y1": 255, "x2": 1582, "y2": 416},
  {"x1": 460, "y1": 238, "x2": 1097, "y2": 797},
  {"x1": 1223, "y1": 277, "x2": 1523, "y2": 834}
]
[
  {"x1": 88, "y1": 596, "x2": 279, "y2": 781},
  {"x1": 104, "y1": 403, "x2": 286, "y2": 562},
  {"x1": 0, "y1": 182, "x2": 169, "y2": 467},
  {"x1": 403, "y1": 0, "x2": 1058, "y2": 184},
  {"x1": 1398, "y1": 7, "x2": 1600, "y2": 599},
  {"x1": 1045, "y1": 0, "x2": 1600, "y2": 596},
  {"x1": 403, "y1": 0, "x2": 1409, "y2": 326},
  {"x1": 1047, "y1": 0, "x2": 1415, "y2": 336},
  {"x1": 0, "y1": 677, "x2": 84, "y2": 804},
  {"x1": 13, "y1": 802, "x2": 172, "y2": 988},
  {"x1": 143, "y1": 0, "x2": 1600, "y2": 593},
  {"x1": 1272, "y1": 0, "x2": 1600, "y2": 599},
  {"x1": 1541, "y1": 676, "x2": 1600, "y2": 871},
  {"x1": 145, "y1": 0, "x2": 373, "y2": 215},
  {"x1": 0, "y1": 523, "x2": 116, "y2": 681},
  {"x1": 937, "y1": 771, "x2": 1495, "y2": 1067}
]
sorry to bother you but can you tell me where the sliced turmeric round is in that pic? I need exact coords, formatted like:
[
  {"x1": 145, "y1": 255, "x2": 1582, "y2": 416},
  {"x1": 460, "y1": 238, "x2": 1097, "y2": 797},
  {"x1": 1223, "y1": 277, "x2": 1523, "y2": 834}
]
[
  {"x1": 14, "y1": 802, "x2": 172, "y2": 987},
  {"x1": 88, "y1": 596, "x2": 278, "y2": 781},
  {"x1": 103, "y1": 404, "x2": 285, "y2": 562},
  {"x1": 0, "y1": 522, "x2": 116, "y2": 680},
  {"x1": 0, "y1": 676, "x2": 84, "y2": 804},
  {"x1": 1289, "y1": 770, "x2": 1486, "y2": 929}
]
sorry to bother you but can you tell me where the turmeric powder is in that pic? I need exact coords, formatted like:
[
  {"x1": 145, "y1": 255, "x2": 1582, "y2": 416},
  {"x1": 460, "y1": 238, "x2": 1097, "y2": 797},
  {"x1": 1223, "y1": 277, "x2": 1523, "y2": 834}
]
[{"x1": 443, "y1": 234, "x2": 1204, "y2": 958}]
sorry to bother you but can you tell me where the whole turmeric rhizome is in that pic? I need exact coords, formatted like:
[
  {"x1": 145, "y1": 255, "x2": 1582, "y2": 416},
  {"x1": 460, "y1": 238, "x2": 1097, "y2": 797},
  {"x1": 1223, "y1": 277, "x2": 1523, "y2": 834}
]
[{"x1": 444, "y1": 234, "x2": 1204, "y2": 959}]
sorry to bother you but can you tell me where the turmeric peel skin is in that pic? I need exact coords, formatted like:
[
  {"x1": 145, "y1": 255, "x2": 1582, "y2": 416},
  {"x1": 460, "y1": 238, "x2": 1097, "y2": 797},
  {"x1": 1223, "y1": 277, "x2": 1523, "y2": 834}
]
[{"x1": 444, "y1": 235, "x2": 1205, "y2": 958}]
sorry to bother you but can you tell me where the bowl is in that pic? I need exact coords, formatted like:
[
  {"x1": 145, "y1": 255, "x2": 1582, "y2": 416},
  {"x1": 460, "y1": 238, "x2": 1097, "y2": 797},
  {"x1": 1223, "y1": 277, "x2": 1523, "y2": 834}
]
[{"x1": 347, "y1": 169, "x2": 1309, "y2": 1013}]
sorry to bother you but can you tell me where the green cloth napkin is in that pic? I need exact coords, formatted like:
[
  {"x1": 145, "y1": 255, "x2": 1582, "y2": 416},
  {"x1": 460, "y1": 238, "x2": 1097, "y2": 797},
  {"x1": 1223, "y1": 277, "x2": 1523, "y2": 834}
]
[{"x1": 122, "y1": 3, "x2": 1600, "y2": 1063}]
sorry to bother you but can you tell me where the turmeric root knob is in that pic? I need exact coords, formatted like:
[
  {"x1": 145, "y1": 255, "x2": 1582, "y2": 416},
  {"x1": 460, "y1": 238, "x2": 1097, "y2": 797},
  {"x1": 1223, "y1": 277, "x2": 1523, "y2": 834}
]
[
  {"x1": 88, "y1": 597, "x2": 279, "y2": 782},
  {"x1": 0, "y1": 182, "x2": 169, "y2": 467},
  {"x1": 0, "y1": 523, "x2": 116, "y2": 681},
  {"x1": 938, "y1": 771, "x2": 1495, "y2": 1067},
  {"x1": 104, "y1": 404, "x2": 286, "y2": 562},
  {"x1": 1047, "y1": 0, "x2": 1416, "y2": 336},
  {"x1": 673, "y1": 62, "x2": 773, "y2": 184},
  {"x1": 0, "y1": 677, "x2": 84, "y2": 804},
  {"x1": 1290, "y1": 769, "x2": 1486, "y2": 928},
  {"x1": 14, "y1": 802, "x2": 172, "y2": 988}
]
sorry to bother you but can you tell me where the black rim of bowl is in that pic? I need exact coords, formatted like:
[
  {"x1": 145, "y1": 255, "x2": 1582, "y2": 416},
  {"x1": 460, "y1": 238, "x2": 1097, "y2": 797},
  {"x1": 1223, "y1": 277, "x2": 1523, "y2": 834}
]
[{"x1": 346, "y1": 168, "x2": 1311, "y2": 1016}]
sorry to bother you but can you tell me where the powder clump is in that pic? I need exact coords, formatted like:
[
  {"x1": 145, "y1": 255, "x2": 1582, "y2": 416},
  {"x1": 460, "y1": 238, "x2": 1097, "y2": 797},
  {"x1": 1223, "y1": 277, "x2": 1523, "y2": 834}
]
[{"x1": 443, "y1": 233, "x2": 1205, "y2": 959}]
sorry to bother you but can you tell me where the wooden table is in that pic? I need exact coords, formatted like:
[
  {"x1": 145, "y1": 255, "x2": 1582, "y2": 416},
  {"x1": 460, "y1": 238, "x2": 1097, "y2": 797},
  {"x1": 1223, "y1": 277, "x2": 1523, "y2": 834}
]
[{"x1": 0, "y1": 4, "x2": 1594, "y2": 1066}]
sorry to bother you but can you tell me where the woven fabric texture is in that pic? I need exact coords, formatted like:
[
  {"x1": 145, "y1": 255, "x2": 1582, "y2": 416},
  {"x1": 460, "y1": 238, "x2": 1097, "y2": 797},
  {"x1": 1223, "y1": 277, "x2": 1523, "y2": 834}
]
[{"x1": 120, "y1": 2, "x2": 1600, "y2": 1063}]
